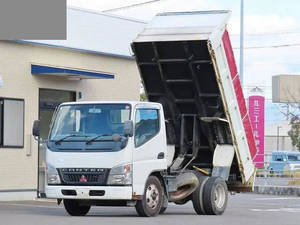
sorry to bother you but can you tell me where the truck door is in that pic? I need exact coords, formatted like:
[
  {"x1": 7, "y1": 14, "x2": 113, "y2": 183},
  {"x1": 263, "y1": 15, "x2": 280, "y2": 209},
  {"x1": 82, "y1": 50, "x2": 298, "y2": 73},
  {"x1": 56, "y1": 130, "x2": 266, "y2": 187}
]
[{"x1": 132, "y1": 105, "x2": 167, "y2": 196}]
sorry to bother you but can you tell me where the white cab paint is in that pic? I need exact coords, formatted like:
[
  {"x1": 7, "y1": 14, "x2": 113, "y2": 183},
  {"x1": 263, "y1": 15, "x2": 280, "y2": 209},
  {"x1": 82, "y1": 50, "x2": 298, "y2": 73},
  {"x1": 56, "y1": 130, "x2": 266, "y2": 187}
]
[
  {"x1": 132, "y1": 103, "x2": 168, "y2": 195},
  {"x1": 45, "y1": 101, "x2": 167, "y2": 199},
  {"x1": 167, "y1": 145, "x2": 175, "y2": 167}
]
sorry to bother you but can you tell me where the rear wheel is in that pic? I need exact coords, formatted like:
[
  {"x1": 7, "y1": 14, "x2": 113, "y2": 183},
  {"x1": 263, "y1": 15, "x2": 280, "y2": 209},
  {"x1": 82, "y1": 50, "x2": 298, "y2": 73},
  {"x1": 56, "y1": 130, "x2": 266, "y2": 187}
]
[
  {"x1": 63, "y1": 199, "x2": 91, "y2": 216},
  {"x1": 135, "y1": 176, "x2": 163, "y2": 217},
  {"x1": 192, "y1": 174, "x2": 209, "y2": 215},
  {"x1": 202, "y1": 177, "x2": 228, "y2": 215}
]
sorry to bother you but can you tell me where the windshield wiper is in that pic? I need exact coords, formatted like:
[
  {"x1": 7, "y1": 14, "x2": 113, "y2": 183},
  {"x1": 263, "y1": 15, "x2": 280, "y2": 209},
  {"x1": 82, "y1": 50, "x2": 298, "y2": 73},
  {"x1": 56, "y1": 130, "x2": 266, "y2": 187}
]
[
  {"x1": 86, "y1": 134, "x2": 111, "y2": 144},
  {"x1": 54, "y1": 134, "x2": 89, "y2": 144}
]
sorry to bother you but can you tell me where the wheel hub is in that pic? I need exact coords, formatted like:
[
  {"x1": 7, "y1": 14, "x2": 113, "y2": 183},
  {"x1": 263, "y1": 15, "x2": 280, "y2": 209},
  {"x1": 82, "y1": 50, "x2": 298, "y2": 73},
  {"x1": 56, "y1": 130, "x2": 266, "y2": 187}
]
[
  {"x1": 214, "y1": 183, "x2": 226, "y2": 209},
  {"x1": 146, "y1": 184, "x2": 160, "y2": 209}
]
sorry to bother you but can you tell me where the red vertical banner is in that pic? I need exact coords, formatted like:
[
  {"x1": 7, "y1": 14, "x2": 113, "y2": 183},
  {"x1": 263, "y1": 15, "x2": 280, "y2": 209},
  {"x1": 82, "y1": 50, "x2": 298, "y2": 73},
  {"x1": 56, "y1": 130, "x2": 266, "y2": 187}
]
[{"x1": 248, "y1": 93, "x2": 265, "y2": 167}]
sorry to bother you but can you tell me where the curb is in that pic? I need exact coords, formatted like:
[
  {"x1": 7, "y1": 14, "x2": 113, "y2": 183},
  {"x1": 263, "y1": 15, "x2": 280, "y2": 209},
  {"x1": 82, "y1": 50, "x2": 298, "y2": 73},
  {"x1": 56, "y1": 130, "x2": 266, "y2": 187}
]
[{"x1": 254, "y1": 185, "x2": 300, "y2": 197}]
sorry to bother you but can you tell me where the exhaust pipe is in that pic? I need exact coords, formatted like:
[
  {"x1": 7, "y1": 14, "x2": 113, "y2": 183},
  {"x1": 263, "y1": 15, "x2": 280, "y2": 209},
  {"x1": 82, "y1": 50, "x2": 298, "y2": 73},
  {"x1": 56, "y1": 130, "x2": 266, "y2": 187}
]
[{"x1": 169, "y1": 172, "x2": 199, "y2": 201}]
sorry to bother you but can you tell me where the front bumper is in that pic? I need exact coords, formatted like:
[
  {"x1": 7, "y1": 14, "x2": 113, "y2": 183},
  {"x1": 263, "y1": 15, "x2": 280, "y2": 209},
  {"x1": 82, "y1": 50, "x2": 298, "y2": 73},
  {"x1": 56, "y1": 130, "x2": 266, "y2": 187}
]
[{"x1": 45, "y1": 185, "x2": 133, "y2": 200}]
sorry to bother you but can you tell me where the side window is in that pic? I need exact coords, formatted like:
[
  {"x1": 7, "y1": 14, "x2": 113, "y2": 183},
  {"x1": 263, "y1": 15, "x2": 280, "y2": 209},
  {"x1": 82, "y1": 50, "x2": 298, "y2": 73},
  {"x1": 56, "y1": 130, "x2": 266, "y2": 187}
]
[
  {"x1": 287, "y1": 155, "x2": 298, "y2": 161},
  {"x1": 135, "y1": 109, "x2": 159, "y2": 147}
]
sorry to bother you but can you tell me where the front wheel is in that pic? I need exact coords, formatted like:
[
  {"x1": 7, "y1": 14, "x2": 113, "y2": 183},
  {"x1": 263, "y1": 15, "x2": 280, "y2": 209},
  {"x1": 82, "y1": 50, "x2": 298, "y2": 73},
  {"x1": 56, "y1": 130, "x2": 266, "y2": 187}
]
[
  {"x1": 159, "y1": 192, "x2": 168, "y2": 214},
  {"x1": 135, "y1": 176, "x2": 163, "y2": 217},
  {"x1": 63, "y1": 199, "x2": 91, "y2": 216}
]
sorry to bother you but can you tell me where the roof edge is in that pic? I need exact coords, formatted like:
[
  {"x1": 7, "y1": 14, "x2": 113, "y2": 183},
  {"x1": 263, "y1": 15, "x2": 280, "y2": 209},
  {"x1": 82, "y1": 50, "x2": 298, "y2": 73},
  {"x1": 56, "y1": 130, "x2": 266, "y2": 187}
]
[
  {"x1": 11, "y1": 40, "x2": 134, "y2": 60},
  {"x1": 68, "y1": 6, "x2": 148, "y2": 24},
  {"x1": 157, "y1": 10, "x2": 231, "y2": 16}
]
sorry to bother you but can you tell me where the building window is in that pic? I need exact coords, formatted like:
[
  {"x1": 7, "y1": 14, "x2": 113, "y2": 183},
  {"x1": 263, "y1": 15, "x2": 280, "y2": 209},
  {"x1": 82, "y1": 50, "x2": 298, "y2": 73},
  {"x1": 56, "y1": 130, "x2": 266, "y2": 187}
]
[{"x1": 0, "y1": 98, "x2": 24, "y2": 148}]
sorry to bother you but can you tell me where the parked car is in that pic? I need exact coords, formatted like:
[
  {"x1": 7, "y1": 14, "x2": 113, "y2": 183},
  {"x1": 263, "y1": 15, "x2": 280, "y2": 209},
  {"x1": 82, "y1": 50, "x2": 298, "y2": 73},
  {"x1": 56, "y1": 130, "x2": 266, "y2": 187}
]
[{"x1": 269, "y1": 151, "x2": 300, "y2": 174}]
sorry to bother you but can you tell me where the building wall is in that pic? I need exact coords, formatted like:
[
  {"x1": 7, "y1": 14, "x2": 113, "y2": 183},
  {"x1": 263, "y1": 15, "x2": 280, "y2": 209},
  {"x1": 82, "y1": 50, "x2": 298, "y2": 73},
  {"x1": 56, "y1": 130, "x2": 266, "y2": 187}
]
[
  {"x1": 272, "y1": 75, "x2": 300, "y2": 103},
  {"x1": 0, "y1": 41, "x2": 140, "y2": 198},
  {"x1": 265, "y1": 135, "x2": 296, "y2": 156}
]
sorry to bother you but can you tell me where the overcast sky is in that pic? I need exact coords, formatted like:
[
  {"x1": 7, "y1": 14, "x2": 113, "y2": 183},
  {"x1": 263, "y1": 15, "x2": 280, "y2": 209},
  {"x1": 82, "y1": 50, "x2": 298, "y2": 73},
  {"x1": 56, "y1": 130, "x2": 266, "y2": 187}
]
[{"x1": 68, "y1": 0, "x2": 300, "y2": 124}]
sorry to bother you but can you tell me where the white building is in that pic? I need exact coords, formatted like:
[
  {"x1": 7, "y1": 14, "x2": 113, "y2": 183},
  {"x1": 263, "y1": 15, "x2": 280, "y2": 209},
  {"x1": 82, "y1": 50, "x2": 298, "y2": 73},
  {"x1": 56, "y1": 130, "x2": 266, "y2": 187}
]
[
  {"x1": 0, "y1": 7, "x2": 146, "y2": 200},
  {"x1": 265, "y1": 121, "x2": 296, "y2": 155}
]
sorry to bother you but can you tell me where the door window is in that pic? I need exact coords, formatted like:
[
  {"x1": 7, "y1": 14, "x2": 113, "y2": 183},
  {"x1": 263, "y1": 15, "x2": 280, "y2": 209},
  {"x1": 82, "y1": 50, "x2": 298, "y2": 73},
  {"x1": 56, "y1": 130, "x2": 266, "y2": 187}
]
[{"x1": 135, "y1": 109, "x2": 159, "y2": 147}]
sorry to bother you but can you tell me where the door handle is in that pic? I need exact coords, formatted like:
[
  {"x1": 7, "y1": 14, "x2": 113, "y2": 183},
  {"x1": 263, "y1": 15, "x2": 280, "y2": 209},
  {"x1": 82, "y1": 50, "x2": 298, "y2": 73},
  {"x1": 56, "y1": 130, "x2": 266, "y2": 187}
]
[{"x1": 157, "y1": 152, "x2": 165, "y2": 159}]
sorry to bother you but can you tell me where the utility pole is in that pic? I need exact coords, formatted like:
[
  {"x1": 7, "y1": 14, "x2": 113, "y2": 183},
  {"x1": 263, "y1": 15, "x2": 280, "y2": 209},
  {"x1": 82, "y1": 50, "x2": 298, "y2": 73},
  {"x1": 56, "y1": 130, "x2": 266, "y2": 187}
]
[
  {"x1": 277, "y1": 126, "x2": 281, "y2": 150},
  {"x1": 240, "y1": 0, "x2": 244, "y2": 88}
]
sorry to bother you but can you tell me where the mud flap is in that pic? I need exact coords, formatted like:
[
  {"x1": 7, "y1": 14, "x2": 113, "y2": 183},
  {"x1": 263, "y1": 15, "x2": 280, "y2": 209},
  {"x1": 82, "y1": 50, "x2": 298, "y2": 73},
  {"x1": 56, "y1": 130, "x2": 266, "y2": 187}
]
[{"x1": 212, "y1": 144, "x2": 234, "y2": 180}]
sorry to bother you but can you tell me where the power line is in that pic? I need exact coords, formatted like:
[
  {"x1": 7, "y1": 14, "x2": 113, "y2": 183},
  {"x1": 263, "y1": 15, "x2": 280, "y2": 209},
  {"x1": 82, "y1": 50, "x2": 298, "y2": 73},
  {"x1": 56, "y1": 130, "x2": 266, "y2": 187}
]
[
  {"x1": 233, "y1": 43, "x2": 300, "y2": 49},
  {"x1": 231, "y1": 29, "x2": 300, "y2": 36}
]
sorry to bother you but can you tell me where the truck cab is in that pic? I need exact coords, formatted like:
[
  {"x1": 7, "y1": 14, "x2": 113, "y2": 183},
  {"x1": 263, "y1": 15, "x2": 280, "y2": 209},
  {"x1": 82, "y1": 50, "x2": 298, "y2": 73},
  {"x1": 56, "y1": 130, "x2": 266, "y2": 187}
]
[{"x1": 42, "y1": 101, "x2": 168, "y2": 199}]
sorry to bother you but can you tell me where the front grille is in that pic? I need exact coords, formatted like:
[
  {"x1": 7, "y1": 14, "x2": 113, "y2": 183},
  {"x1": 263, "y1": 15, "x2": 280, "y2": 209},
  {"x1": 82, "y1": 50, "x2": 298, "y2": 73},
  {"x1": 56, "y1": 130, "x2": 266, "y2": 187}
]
[{"x1": 58, "y1": 168, "x2": 109, "y2": 185}]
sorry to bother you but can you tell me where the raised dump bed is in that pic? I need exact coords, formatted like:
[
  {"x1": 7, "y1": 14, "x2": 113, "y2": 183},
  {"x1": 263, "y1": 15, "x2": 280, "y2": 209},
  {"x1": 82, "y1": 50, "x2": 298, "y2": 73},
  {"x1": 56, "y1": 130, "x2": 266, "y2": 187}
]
[{"x1": 132, "y1": 11, "x2": 257, "y2": 189}]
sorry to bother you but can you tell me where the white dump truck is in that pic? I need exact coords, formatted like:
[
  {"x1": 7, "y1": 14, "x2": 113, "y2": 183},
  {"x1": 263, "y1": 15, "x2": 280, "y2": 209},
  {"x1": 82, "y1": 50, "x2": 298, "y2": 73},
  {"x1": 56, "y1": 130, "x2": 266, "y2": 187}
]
[{"x1": 32, "y1": 10, "x2": 257, "y2": 217}]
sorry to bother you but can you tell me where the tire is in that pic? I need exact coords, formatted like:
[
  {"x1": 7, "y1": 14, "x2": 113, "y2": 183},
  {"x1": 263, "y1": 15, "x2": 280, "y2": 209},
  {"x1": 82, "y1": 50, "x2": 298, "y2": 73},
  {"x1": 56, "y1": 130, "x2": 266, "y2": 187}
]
[
  {"x1": 192, "y1": 174, "x2": 209, "y2": 215},
  {"x1": 159, "y1": 192, "x2": 168, "y2": 214},
  {"x1": 63, "y1": 199, "x2": 91, "y2": 216},
  {"x1": 159, "y1": 205, "x2": 167, "y2": 214},
  {"x1": 202, "y1": 177, "x2": 228, "y2": 215},
  {"x1": 135, "y1": 176, "x2": 163, "y2": 217}
]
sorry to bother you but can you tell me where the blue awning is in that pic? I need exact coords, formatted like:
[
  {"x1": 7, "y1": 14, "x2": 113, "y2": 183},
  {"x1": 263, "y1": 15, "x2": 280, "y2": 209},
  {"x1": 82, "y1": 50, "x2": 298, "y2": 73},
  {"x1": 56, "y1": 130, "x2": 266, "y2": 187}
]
[{"x1": 31, "y1": 64, "x2": 114, "y2": 79}]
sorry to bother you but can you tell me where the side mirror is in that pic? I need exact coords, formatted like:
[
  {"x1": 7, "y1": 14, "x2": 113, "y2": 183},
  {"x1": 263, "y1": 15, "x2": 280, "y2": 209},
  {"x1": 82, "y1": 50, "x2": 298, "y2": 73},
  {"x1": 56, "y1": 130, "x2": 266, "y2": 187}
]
[
  {"x1": 124, "y1": 120, "x2": 133, "y2": 137},
  {"x1": 32, "y1": 120, "x2": 40, "y2": 137}
]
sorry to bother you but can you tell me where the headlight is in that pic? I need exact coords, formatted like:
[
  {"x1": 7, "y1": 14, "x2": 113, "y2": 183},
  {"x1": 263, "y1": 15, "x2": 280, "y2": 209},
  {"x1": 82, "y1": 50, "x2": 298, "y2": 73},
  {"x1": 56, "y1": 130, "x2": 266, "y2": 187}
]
[
  {"x1": 107, "y1": 164, "x2": 132, "y2": 185},
  {"x1": 46, "y1": 164, "x2": 61, "y2": 184}
]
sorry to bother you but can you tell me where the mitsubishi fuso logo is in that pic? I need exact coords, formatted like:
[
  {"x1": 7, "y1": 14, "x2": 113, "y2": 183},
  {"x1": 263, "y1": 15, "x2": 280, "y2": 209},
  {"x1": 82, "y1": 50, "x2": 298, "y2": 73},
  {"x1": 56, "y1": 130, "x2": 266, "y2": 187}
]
[{"x1": 79, "y1": 175, "x2": 87, "y2": 183}]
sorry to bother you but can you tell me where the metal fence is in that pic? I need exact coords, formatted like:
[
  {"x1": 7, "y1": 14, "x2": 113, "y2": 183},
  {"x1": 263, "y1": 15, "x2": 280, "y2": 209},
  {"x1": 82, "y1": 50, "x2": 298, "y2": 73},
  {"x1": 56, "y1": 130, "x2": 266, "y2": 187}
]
[{"x1": 254, "y1": 154, "x2": 300, "y2": 187}]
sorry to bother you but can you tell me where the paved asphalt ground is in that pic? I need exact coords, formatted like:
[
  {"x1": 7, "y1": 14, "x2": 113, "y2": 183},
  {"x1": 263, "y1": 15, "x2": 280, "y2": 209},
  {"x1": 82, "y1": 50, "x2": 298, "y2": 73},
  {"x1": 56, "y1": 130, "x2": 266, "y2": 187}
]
[{"x1": 0, "y1": 193, "x2": 299, "y2": 225}]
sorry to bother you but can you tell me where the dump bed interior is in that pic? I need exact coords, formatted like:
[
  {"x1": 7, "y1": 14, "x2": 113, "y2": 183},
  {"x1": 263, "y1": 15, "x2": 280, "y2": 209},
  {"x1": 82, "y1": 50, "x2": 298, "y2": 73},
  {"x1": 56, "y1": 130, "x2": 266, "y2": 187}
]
[
  {"x1": 132, "y1": 11, "x2": 256, "y2": 187},
  {"x1": 133, "y1": 39, "x2": 238, "y2": 171},
  {"x1": 134, "y1": 41, "x2": 230, "y2": 156}
]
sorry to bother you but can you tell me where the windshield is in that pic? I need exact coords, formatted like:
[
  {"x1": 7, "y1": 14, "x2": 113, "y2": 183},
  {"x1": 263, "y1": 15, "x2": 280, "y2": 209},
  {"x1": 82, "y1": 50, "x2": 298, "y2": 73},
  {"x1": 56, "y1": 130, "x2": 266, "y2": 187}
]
[{"x1": 49, "y1": 104, "x2": 131, "y2": 141}]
